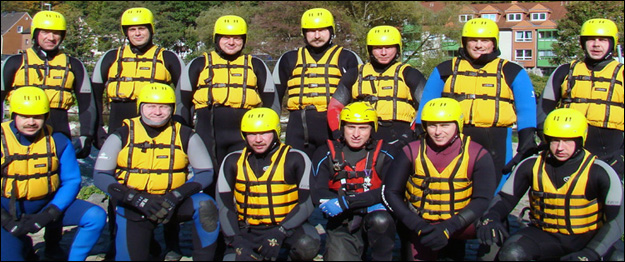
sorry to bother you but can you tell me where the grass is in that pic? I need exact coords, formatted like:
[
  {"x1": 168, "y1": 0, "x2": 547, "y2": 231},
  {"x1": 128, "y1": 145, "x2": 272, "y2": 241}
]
[{"x1": 77, "y1": 185, "x2": 105, "y2": 200}]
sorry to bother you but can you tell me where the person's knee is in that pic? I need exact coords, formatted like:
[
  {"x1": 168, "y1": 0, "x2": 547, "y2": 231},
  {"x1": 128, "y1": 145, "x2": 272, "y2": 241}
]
[
  {"x1": 289, "y1": 234, "x2": 320, "y2": 261},
  {"x1": 365, "y1": 211, "x2": 394, "y2": 234},
  {"x1": 198, "y1": 199, "x2": 219, "y2": 232},
  {"x1": 497, "y1": 238, "x2": 531, "y2": 261},
  {"x1": 80, "y1": 206, "x2": 107, "y2": 230}
]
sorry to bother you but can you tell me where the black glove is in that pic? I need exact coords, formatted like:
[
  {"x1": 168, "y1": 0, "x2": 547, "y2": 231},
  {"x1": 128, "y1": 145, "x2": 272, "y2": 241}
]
[
  {"x1": 476, "y1": 217, "x2": 509, "y2": 246},
  {"x1": 2, "y1": 209, "x2": 28, "y2": 237},
  {"x1": 256, "y1": 226, "x2": 289, "y2": 260},
  {"x1": 503, "y1": 128, "x2": 538, "y2": 174},
  {"x1": 560, "y1": 248, "x2": 600, "y2": 261},
  {"x1": 19, "y1": 205, "x2": 62, "y2": 234},
  {"x1": 159, "y1": 190, "x2": 183, "y2": 224},
  {"x1": 231, "y1": 236, "x2": 262, "y2": 261},
  {"x1": 74, "y1": 135, "x2": 93, "y2": 159},
  {"x1": 418, "y1": 222, "x2": 451, "y2": 251},
  {"x1": 128, "y1": 192, "x2": 167, "y2": 222}
]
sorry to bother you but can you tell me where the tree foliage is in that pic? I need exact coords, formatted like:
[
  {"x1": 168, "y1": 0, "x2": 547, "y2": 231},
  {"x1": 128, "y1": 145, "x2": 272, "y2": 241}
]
[{"x1": 550, "y1": 1, "x2": 624, "y2": 65}]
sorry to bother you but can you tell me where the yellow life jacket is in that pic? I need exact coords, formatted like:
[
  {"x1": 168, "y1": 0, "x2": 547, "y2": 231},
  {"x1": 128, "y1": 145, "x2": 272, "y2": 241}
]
[
  {"x1": 529, "y1": 150, "x2": 601, "y2": 234},
  {"x1": 1, "y1": 122, "x2": 60, "y2": 200},
  {"x1": 106, "y1": 45, "x2": 172, "y2": 102},
  {"x1": 234, "y1": 144, "x2": 298, "y2": 225},
  {"x1": 351, "y1": 62, "x2": 415, "y2": 122},
  {"x1": 442, "y1": 57, "x2": 516, "y2": 127},
  {"x1": 115, "y1": 117, "x2": 188, "y2": 194},
  {"x1": 12, "y1": 48, "x2": 76, "y2": 110},
  {"x1": 286, "y1": 45, "x2": 343, "y2": 112},
  {"x1": 192, "y1": 51, "x2": 261, "y2": 110},
  {"x1": 405, "y1": 135, "x2": 472, "y2": 221},
  {"x1": 560, "y1": 60, "x2": 624, "y2": 131}
]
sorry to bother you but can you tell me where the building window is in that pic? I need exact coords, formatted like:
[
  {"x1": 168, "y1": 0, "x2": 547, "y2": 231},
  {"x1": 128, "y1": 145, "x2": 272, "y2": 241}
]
[
  {"x1": 516, "y1": 49, "x2": 532, "y2": 60},
  {"x1": 539, "y1": 31, "x2": 557, "y2": 40},
  {"x1": 481, "y1": 14, "x2": 497, "y2": 21},
  {"x1": 531, "y1": 13, "x2": 547, "y2": 21},
  {"x1": 459, "y1": 14, "x2": 473, "y2": 23},
  {"x1": 17, "y1": 26, "x2": 24, "y2": 33},
  {"x1": 515, "y1": 31, "x2": 533, "y2": 42},
  {"x1": 507, "y1": 13, "x2": 522, "y2": 22},
  {"x1": 538, "y1": 50, "x2": 555, "y2": 59}
]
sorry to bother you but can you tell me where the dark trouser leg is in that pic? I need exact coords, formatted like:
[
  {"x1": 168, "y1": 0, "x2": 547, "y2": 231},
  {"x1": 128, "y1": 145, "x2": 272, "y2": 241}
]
[{"x1": 364, "y1": 211, "x2": 396, "y2": 261}]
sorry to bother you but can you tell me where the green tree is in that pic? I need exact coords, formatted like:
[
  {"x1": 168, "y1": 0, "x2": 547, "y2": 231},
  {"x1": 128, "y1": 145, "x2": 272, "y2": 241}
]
[{"x1": 550, "y1": 1, "x2": 624, "y2": 65}]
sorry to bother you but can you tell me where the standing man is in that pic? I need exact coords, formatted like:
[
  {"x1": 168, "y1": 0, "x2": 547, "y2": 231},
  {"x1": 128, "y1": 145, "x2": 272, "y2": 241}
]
[
  {"x1": 1, "y1": 10, "x2": 97, "y2": 159},
  {"x1": 2, "y1": 86, "x2": 106, "y2": 261},
  {"x1": 90, "y1": 7, "x2": 186, "y2": 259},
  {"x1": 537, "y1": 18, "x2": 623, "y2": 177},
  {"x1": 476, "y1": 108, "x2": 624, "y2": 261},
  {"x1": 93, "y1": 83, "x2": 220, "y2": 261},
  {"x1": 1, "y1": 10, "x2": 98, "y2": 260},
  {"x1": 311, "y1": 102, "x2": 398, "y2": 261},
  {"x1": 216, "y1": 107, "x2": 320, "y2": 261},
  {"x1": 327, "y1": 25, "x2": 426, "y2": 147},
  {"x1": 273, "y1": 7, "x2": 362, "y2": 158},
  {"x1": 177, "y1": 14, "x2": 279, "y2": 171},
  {"x1": 383, "y1": 98, "x2": 497, "y2": 261},
  {"x1": 91, "y1": 7, "x2": 185, "y2": 149},
  {"x1": 415, "y1": 18, "x2": 538, "y2": 192}
]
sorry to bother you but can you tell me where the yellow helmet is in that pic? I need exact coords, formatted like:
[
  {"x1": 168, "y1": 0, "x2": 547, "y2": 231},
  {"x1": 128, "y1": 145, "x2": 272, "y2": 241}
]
[
  {"x1": 580, "y1": 18, "x2": 619, "y2": 52},
  {"x1": 543, "y1": 108, "x2": 588, "y2": 145},
  {"x1": 31, "y1": 11, "x2": 67, "y2": 36},
  {"x1": 9, "y1": 86, "x2": 50, "y2": 117},
  {"x1": 213, "y1": 15, "x2": 247, "y2": 43},
  {"x1": 136, "y1": 83, "x2": 176, "y2": 112},
  {"x1": 121, "y1": 7, "x2": 155, "y2": 35},
  {"x1": 241, "y1": 108, "x2": 281, "y2": 138},
  {"x1": 462, "y1": 18, "x2": 499, "y2": 47},
  {"x1": 367, "y1": 25, "x2": 402, "y2": 55},
  {"x1": 301, "y1": 8, "x2": 335, "y2": 35},
  {"x1": 420, "y1": 98, "x2": 464, "y2": 132},
  {"x1": 340, "y1": 102, "x2": 378, "y2": 132}
]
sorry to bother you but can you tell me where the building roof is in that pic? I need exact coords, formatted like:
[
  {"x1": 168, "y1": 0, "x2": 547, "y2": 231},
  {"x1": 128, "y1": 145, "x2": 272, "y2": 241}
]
[
  {"x1": 422, "y1": 1, "x2": 570, "y2": 30},
  {"x1": 1, "y1": 11, "x2": 31, "y2": 35}
]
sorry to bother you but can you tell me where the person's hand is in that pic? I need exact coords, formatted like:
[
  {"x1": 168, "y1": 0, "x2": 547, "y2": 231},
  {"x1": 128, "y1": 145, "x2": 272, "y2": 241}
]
[
  {"x1": 366, "y1": 203, "x2": 386, "y2": 213},
  {"x1": 74, "y1": 135, "x2": 93, "y2": 159},
  {"x1": 231, "y1": 236, "x2": 262, "y2": 261},
  {"x1": 19, "y1": 205, "x2": 62, "y2": 234},
  {"x1": 159, "y1": 190, "x2": 184, "y2": 224},
  {"x1": 128, "y1": 192, "x2": 167, "y2": 222},
  {"x1": 320, "y1": 196, "x2": 349, "y2": 217},
  {"x1": 560, "y1": 248, "x2": 600, "y2": 261},
  {"x1": 418, "y1": 222, "x2": 450, "y2": 251},
  {"x1": 256, "y1": 226, "x2": 289, "y2": 261},
  {"x1": 476, "y1": 217, "x2": 509, "y2": 246},
  {"x1": 2, "y1": 209, "x2": 29, "y2": 237}
]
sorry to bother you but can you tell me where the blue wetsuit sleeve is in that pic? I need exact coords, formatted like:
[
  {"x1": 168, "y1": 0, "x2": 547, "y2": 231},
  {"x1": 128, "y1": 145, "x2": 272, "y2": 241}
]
[
  {"x1": 49, "y1": 133, "x2": 81, "y2": 212},
  {"x1": 414, "y1": 68, "x2": 444, "y2": 124},
  {"x1": 511, "y1": 70, "x2": 537, "y2": 131}
]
